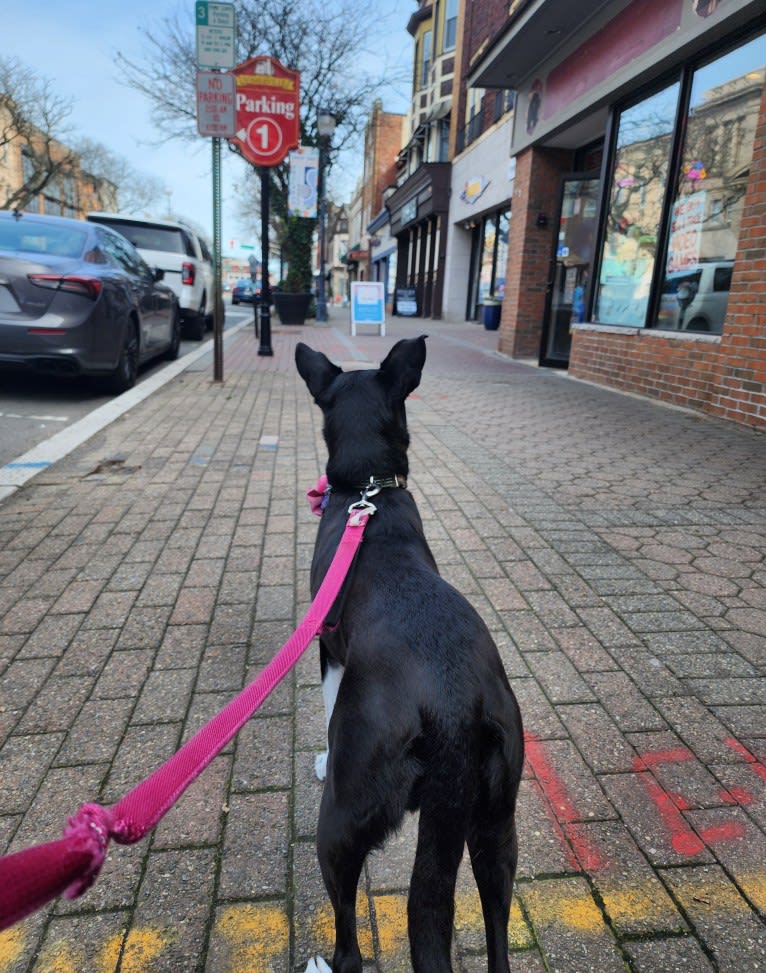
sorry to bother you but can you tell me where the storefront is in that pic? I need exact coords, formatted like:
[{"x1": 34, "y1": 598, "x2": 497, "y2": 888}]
[
  {"x1": 387, "y1": 162, "x2": 450, "y2": 318},
  {"x1": 443, "y1": 114, "x2": 514, "y2": 324},
  {"x1": 472, "y1": 0, "x2": 766, "y2": 426}
]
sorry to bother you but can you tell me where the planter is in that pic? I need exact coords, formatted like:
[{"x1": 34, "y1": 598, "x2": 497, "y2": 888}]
[
  {"x1": 273, "y1": 291, "x2": 312, "y2": 325},
  {"x1": 482, "y1": 301, "x2": 501, "y2": 330}
]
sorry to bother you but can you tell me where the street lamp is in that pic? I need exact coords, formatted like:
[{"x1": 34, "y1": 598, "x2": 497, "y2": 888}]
[{"x1": 315, "y1": 108, "x2": 337, "y2": 323}]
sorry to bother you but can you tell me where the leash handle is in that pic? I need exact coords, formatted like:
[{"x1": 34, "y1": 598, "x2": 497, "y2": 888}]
[{"x1": 0, "y1": 506, "x2": 372, "y2": 932}]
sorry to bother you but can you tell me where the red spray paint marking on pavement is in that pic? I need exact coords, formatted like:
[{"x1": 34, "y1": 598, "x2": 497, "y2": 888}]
[
  {"x1": 724, "y1": 736, "x2": 766, "y2": 782},
  {"x1": 633, "y1": 748, "x2": 746, "y2": 856},
  {"x1": 524, "y1": 731, "x2": 607, "y2": 872}
]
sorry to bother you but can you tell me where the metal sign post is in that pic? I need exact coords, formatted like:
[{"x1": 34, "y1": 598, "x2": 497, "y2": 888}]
[{"x1": 194, "y1": 1, "x2": 235, "y2": 383}]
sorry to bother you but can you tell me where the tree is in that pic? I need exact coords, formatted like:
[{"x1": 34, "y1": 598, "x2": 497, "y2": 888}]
[
  {"x1": 0, "y1": 56, "x2": 77, "y2": 211},
  {"x1": 115, "y1": 0, "x2": 398, "y2": 289},
  {"x1": 73, "y1": 137, "x2": 167, "y2": 215}
]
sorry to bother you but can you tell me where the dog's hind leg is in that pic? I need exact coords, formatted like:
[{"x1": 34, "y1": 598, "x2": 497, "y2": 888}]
[
  {"x1": 466, "y1": 721, "x2": 521, "y2": 973},
  {"x1": 316, "y1": 790, "x2": 386, "y2": 973},
  {"x1": 467, "y1": 811, "x2": 517, "y2": 973},
  {"x1": 407, "y1": 797, "x2": 466, "y2": 973}
]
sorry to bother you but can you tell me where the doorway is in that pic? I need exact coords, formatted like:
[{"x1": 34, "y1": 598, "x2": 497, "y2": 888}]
[{"x1": 539, "y1": 175, "x2": 599, "y2": 367}]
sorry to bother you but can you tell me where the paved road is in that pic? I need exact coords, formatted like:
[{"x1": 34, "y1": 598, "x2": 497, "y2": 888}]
[
  {"x1": 0, "y1": 316, "x2": 764, "y2": 972},
  {"x1": 0, "y1": 307, "x2": 254, "y2": 468}
]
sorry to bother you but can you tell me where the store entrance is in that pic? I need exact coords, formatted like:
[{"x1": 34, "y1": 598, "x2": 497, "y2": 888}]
[{"x1": 539, "y1": 175, "x2": 599, "y2": 367}]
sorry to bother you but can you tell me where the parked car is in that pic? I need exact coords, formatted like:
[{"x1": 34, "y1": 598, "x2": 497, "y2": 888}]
[
  {"x1": 0, "y1": 211, "x2": 180, "y2": 394},
  {"x1": 87, "y1": 212, "x2": 215, "y2": 340},
  {"x1": 657, "y1": 260, "x2": 733, "y2": 333},
  {"x1": 231, "y1": 278, "x2": 261, "y2": 304}
]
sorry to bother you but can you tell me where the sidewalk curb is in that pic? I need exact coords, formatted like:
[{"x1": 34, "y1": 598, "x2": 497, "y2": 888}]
[{"x1": 0, "y1": 322, "x2": 249, "y2": 504}]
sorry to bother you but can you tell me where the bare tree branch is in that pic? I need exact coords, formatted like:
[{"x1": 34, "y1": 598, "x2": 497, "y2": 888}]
[{"x1": 0, "y1": 56, "x2": 77, "y2": 211}]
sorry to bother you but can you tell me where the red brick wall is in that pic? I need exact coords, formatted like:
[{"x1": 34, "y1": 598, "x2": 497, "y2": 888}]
[
  {"x1": 570, "y1": 82, "x2": 766, "y2": 429},
  {"x1": 456, "y1": 0, "x2": 512, "y2": 140},
  {"x1": 499, "y1": 145, "x2": 573, "y2": 358}
]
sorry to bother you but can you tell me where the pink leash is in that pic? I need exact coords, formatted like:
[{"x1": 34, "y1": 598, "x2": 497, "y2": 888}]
[{"x1": 0, "y1": 478, "x2": 372, "y2": 931}]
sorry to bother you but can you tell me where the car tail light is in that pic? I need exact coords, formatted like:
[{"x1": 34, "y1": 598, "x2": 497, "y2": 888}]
[
  {"x1": 28, "y1": 274, "x2": 102, "y2": 300},
  {"x1": 182, "y1": 262, "x2": 195, "y2": 285}
]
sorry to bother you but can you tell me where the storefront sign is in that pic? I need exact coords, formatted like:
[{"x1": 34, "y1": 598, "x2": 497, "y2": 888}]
[
  {"x1": 395, "y1": 287, "x2": 418, "y2": 316},
  {"x1": 400, "y1": 197, "x2": 417, "y2": 225},
  {"x1": 460, "y1": 176, "x2": 491, "y2": 205}
]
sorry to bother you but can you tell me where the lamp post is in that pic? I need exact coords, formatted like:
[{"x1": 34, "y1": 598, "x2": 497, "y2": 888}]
[{"x1": 315, "y1": 108, "x2": 336, "y2": 323}]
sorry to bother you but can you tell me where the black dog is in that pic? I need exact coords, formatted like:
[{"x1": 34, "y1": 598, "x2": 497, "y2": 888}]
[{"x1": 296, "y1": 337, "x2": 523, "y2": 973}]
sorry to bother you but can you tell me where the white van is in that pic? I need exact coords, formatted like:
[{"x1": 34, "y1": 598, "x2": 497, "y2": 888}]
[{"x1": 87, "y1": 213, "x2": 215, "y2": 339}]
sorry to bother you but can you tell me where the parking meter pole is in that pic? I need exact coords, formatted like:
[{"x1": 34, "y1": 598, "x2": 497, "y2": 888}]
[
  {"x1": 212, "y1": 136, "x2": 224, "y2": 381},
  {"x1": 257, "y1": 166, "x2": 273, "y2": 357}
]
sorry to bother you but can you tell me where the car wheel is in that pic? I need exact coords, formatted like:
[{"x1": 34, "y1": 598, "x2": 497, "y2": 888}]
[
  {"x1": 106, "y1": 319, "x2": 139, "y2": 394},
  {"x1": 164, "y1": 306, "x2": 181, "y2": 360},
  {"x1": 232, "y1": 297, "x2": 239, "y2": 305},
  {"x1": 184, "y1": 311, "x2": 206, "y2": 341}
]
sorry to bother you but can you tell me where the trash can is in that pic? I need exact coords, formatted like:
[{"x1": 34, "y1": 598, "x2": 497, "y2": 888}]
[{"x1": 482, "y1": 300, "x2": 501, "y2": 330}]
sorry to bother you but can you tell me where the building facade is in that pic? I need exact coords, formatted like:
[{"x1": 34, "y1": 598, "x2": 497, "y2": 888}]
[
  {"x1": 471, "y1": 0, "x2": 766, "y2": 427},
  {"x1": 442, "y1": 0, "x2": 516, "y2": 323},
  {"x1": 0, "y1": 102, "x2": 116, "y2": 218},
  {"x1": 387, "y1": 0, "x2": 458, "y2": 318}
]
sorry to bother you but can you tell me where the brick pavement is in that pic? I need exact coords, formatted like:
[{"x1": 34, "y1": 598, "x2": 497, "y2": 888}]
[{"x1": 0, "y1": 315, "x2": 764, "y2": 972}]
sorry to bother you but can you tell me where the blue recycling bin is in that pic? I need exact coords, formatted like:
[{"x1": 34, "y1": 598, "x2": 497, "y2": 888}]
[{"x1": 482, "y1": 301, "x2": 501, "y2": 330}]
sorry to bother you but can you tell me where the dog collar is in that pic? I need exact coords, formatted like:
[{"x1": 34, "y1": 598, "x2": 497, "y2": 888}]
[
  {"x1": 307, "y1": 474, "x2": 406, "y2": 517},
  {"x1": 355, "y1": 475, "x2": 407, "y2": 496}
]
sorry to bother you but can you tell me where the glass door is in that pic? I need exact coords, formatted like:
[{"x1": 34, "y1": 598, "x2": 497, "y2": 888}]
[{"x1": 540, "y1": 176, "x2": 599, "y2": 367}]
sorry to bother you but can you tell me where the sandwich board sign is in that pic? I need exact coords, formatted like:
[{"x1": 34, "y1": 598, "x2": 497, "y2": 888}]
[{"x1": 350, "y1": 281, "x2": 386, "y2": 336}]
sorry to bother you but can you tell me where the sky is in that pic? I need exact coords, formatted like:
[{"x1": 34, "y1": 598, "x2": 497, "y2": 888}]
[{"x1": 4, "y1": 0, "x2": 413, "y2": 258}]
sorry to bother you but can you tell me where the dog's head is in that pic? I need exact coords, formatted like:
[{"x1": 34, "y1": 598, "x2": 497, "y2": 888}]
[{"x1": 296, "y1": 336, "x2": 427, "y2": 488}]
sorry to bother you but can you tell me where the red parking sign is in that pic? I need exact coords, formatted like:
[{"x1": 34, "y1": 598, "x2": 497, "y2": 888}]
[{"x1": 229, "y1": 56, "x2": 301, "y2": 167}]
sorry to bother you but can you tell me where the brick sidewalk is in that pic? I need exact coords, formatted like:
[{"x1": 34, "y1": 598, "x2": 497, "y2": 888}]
[{"x1": 0, "y1": 315, "x2": 764, "y2": 972}]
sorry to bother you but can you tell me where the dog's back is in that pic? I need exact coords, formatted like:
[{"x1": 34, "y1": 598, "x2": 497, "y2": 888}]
[{"x1": 297, "y1": 338, "x2": 523, "y2": 973}]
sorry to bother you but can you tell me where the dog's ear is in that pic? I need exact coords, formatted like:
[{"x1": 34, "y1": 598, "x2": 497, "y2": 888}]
[
  {"x1": 378, "y1": 335, "x2": 427, "y2": 400},
  {"x1": 295, "y1": 342, "x2": 342, "y2": 403}
]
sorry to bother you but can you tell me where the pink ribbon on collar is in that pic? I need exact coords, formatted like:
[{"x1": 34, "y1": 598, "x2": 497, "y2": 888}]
[{"x1": 307, "y1": 474, "x2": 330, "y2": 516}]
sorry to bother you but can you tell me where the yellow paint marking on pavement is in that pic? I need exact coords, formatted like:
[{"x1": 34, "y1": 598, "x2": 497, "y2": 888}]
[
  {"x1": 372, "y1": 895, "x2": 410, "y2": 967},
  {"x1": 120, "y1": 928, "x2": 174, "y2": 973},
  {"x1": 598, "y1": 883, "x2": 683, "y2": 933},
  {"x1": 0, "y1": 928, "x2": 25, "y2": 968},
  {"x1": 521, "y1": 880, "x2": 605, "y2": 935},
  {"x1": 455, "y1": 892, "x2": 532, "y2": 950},
  {"x1": 34, "y1": 942, "x2": 78, "y2": 973},
  {"x1": 310, "y1": 901, "x2": 374, "y2": 959},
  {"x1": 215, "y1": 903, "x2": 289, "y2": 972}
]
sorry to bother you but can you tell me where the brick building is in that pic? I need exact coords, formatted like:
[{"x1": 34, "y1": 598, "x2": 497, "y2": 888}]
[
  {"x1": 0, "y1": 100, "x2": 116, "y2": 218},
  {"x1": 470, "y1": 0, "x2": 766, "y2": 427}
]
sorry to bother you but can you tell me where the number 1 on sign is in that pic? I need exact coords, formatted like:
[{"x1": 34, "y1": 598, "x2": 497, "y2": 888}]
[{"x1": 255, "y1": 124, "x2": 270, "y2": 150}]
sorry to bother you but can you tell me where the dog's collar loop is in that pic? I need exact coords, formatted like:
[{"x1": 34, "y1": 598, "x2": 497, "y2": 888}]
[{"x1": 356, "y1": 474, "x2": 407, "y2": 497}]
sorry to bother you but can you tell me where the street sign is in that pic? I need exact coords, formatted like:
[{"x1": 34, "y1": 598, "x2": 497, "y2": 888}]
[
  {"x1": 196, "y1": 71, "x2": 236, "y2": 137},
  {"x1": 229, "y1": 56, "x2": 301, "y2": 168},
  {"x1": 195, "y1": 1, "x2": 236, "y2": 70}
]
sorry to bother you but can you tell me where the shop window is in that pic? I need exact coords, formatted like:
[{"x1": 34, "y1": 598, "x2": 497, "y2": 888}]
[
  {"x1": 475, "y1": 209, "x2": 510, "y2": 309},
  {"x1": 655, "y1": 35, "x2": 765, "y2": 334},
  {"x1": 595, "y1": 82, "x2": 680, "y2": 327}
]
